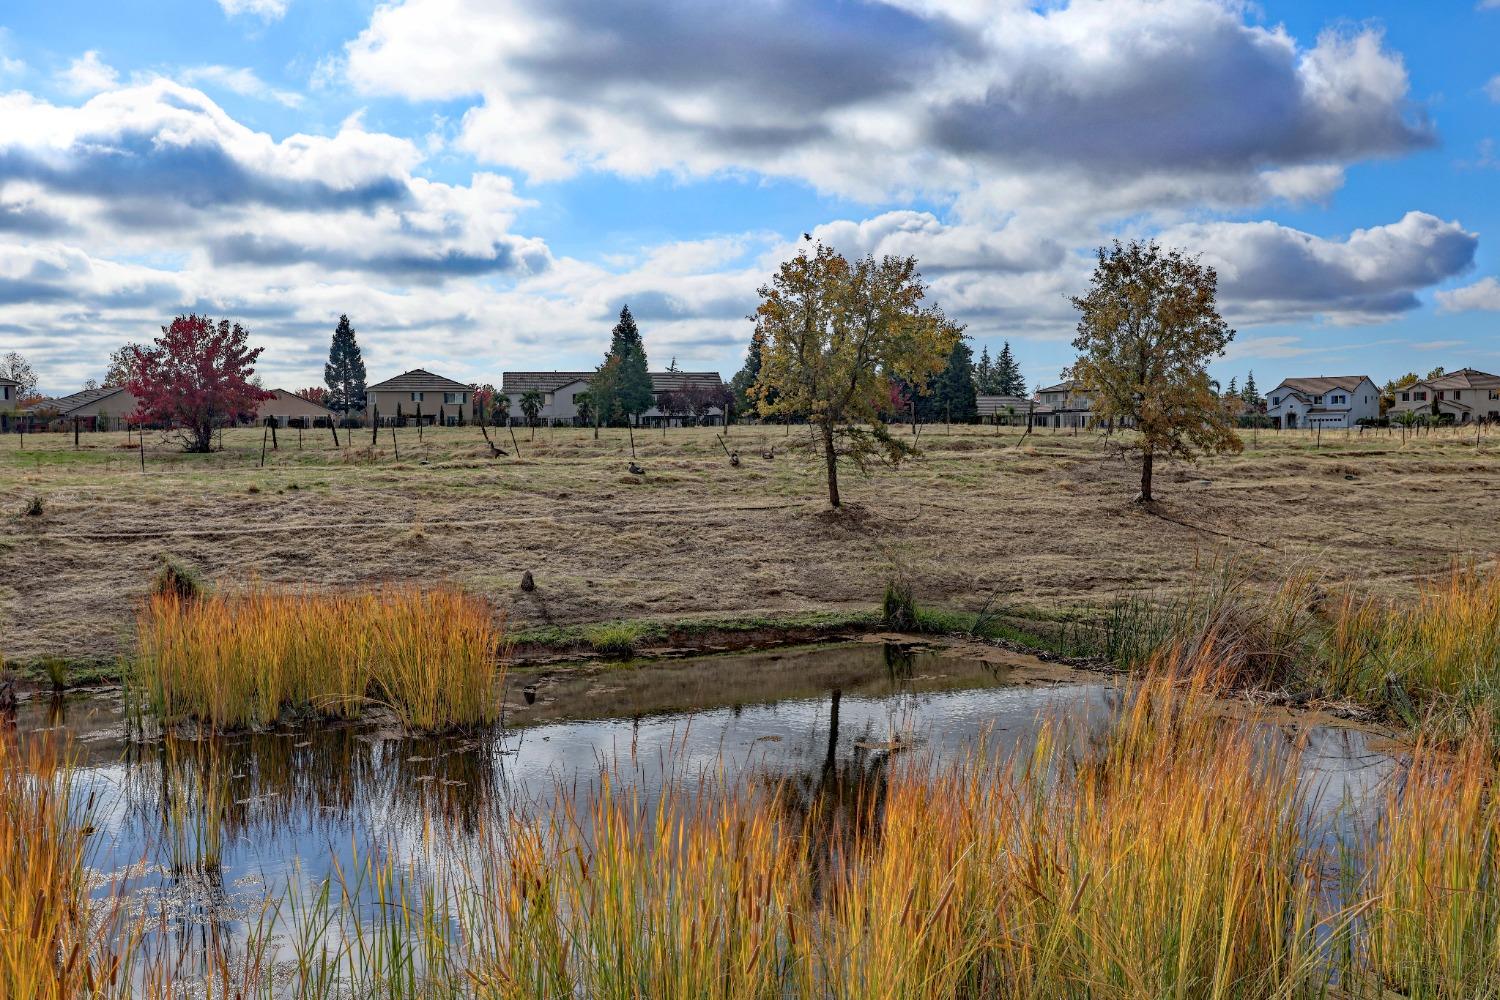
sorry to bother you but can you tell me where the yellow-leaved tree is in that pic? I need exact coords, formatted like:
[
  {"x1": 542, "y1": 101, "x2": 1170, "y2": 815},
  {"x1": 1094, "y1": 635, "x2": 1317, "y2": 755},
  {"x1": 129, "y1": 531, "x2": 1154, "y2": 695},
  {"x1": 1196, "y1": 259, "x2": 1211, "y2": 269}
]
[
  {"x1": 1068, "y1": 240, "x2": 1241, "y2": 503},
  {"x1": 752, "y1": 243, "x2": 959, "y2": 508}
]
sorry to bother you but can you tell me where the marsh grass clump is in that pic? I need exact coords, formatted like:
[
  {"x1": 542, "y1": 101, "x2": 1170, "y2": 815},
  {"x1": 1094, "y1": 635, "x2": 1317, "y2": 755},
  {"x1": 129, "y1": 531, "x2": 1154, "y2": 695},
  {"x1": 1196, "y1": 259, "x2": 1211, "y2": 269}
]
[
  {"x1": 880, "y1": 577, "x2": 916, "y2": 631},
  {"x1": 133, "y1": 585, "x2": 506, "y2": 730},
  {"x1": 150, "y1": 554, "x2": 204, "y2": 601},
  {"x1": 1358, "y1": 733, "x2": 1500, "y2": 997},
  {"x1": 0, "y1": 737, "x2": 116, "y2": 1000},
  {"x1": 1321, "y1": 562, "x2": 1500, "y2": 741},
  {"x1": 23, "y1": 495, "x2": 43, "y2": 517},
  {"x1": 585, "y1": 622, "x2": 642, "y2": 657}
]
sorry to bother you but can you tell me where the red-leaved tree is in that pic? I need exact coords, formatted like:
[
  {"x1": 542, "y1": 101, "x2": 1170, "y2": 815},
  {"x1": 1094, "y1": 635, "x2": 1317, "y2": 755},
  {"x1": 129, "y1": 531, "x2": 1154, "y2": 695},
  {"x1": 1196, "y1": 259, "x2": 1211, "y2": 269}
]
[
  {"x1": 296, "y1": 386, "x2": 329, "y2": 406},
  {"x1": 130, "y1": 315, "x2": 273, "y2": 452}
]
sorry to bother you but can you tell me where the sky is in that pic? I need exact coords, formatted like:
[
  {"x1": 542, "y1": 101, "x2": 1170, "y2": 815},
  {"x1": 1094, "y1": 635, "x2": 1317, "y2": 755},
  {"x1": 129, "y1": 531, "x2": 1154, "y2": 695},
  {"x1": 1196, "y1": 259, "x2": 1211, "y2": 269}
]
[{"x1": 1, "y1": 0, "x2": 1497, "y2": 397}]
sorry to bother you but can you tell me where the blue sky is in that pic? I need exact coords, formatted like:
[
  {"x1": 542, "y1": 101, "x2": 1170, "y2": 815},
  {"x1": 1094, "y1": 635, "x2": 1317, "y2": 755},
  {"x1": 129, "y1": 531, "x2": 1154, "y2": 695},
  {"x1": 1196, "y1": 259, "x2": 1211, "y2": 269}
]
[{"x1": 1, "y1": 0, "x2": 1497, "y2": 396}]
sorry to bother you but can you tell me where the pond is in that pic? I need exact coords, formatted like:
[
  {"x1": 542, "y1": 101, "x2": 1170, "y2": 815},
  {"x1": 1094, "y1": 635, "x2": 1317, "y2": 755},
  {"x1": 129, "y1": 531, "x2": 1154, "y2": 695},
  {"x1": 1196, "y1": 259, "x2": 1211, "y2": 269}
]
[{"x1": 15, "y1": 639, "x2": 1402, "y2": 954}]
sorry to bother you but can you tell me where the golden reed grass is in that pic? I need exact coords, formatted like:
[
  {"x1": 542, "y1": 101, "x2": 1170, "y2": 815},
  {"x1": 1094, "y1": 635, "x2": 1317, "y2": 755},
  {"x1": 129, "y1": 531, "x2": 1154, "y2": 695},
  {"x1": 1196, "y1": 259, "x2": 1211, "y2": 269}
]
[
  {"x1": 16, "y1": 644, "x2": 1500, "y2": 998},
  {"x1": 134, "y1": 585, "x2": 505, "y2": 730}
]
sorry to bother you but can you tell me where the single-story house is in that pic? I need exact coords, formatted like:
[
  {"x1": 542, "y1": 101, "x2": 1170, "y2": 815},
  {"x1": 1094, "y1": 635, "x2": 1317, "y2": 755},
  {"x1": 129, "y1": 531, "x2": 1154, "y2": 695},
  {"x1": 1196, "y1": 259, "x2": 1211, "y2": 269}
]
[
  {"x1": 1264, "y1": 376, "x2": 1380, "y2": 429},
  {"x1": 252, "y1": 389, "x2": 338, "y2": 427},
  {"x1": 500, "y1": 370, "x2": 729, "y2": 426},
  {"x1": 976, "y1": 395, "x2": 1034, "y2": 424},
  {"x1": 25, "y1": 386, "x2": 143, "y2": 431},
  {"x1": 1387, "y1": 368, "x2": 1500, "y2": 423},
  {"x1": 366, "y1": 369, "x2": 473, "y2": 425}
]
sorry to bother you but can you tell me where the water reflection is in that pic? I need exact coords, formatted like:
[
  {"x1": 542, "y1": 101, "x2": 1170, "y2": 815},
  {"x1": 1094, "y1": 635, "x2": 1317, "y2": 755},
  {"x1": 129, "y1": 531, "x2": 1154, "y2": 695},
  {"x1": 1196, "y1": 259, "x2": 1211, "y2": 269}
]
[{"x1": 13, "y1": 641, "x2": 1403, "y2": 942}]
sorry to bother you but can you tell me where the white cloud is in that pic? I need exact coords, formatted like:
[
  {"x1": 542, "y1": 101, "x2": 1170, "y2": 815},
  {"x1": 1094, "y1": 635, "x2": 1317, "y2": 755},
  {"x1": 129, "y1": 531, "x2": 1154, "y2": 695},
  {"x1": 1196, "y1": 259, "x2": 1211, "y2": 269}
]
[
  {"x1": 1486, "y1": 74, "x2": 1500, "y2": 103},
  {"x1": 1437, "y1": 277, "x2": 1500, "y2": 312},
  {"x1": 58, "y1": 51, "x2": 118, "y2": 95},
  {"x1": 0, "y1": 29, "x2": 25, "y2": 77},
  {"x1": 180, "y1": 65, "x2": 303, "y2": 107},
  {"x1": 217, "y1": 0, "x2": 289, "y2": 21}
]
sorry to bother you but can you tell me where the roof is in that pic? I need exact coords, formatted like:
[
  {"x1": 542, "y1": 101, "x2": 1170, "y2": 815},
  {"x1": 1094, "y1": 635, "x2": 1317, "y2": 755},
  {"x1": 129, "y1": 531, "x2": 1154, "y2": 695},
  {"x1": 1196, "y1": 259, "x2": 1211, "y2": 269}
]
[
  {"x1": 34, "y1": 386, "x2": 131, "y2": 414},
  {"x1": 0, "y1": 376, "x2": 17, "y2": 386},
  {"x1": 1036, "y1": 380, "x2": 1080, "y2": 394},
  {"x1": 259, "y1": 388, "x2": 335, "y2": 413},
  {"x1": 976, "y1": 394, "x2": 1032, "y2": 416},
  {"x1": 501, "y1": 371, "x2": 596, "y2": 394},
  {"x1": 1273, "y1": 376, "x2": 1372, "y2": 395},
  {"x1": 501, "y1": 370, "x2": 726, "y2": 394},
  {"x1": 1416, "y1": 368, "x2": 1500, "y2": 391},
  {"x1": 366, "y1": 368, "x2": 471, "y2": 393}
]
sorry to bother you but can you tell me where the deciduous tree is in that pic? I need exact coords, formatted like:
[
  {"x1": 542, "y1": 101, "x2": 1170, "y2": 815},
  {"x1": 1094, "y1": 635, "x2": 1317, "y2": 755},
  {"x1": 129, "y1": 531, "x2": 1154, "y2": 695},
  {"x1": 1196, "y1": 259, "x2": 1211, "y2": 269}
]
[
  {"x1": 323, "y1": 314, "x2": 367, "y2": 414},
  {"x1": 103, "y1": 344, "x2": 143, "y2": 388},
  {"x1": 0, "y1": 351, "x2": 38, "y2": 399},
  {"x1": 752, "y1": 244, "x2": 959, "y2": 507},
  {"x1": 1067, "y1": 240, "x2": 1240, "y2": 503},
  {"x1": 129, "y1": 315, "x2": 273, "y2": 453}
]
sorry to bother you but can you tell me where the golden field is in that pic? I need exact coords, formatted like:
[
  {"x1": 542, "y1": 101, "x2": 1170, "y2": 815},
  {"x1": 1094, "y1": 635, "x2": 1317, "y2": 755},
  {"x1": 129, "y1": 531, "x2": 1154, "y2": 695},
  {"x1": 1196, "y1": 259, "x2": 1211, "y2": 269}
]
[{"x1": 3, "y1": 421, "x2": 1498, "y2": 666}]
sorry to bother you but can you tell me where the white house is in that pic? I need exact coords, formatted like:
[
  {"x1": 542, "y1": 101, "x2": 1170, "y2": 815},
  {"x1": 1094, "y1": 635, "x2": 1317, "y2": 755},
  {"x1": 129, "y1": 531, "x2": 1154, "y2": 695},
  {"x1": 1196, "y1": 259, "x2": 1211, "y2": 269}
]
[
  {"x1": 1387, "y1": 368, "x2": 1500, "y2": 424},
  {"x1": 1265, "y1": 376, "x2": 1380, "y2": 428}
]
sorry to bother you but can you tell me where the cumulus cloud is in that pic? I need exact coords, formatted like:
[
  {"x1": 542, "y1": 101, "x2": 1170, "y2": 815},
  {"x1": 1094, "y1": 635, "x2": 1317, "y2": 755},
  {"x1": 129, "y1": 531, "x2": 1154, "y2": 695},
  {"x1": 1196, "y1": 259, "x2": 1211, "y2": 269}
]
[
  {"x1": 180, "y1": 65, "x2": 304, "y2": 107},
  {"x1": 1437, "y1": 277, "x2": 1500, "y2": 312},
  {"x1": 0, "y1": 81, "x2": 548, "y2": 280},
  {"x1": 58, "y1": 51, "x2": 118, "y2": 95},
  {"x1": 1162, "y1": 212, "x2": 1478, "y2": 324},
  {"x1": 218, "y1": 0, "x2": 289, "y2": 21},
  {"x1": 345, "y1": 0, "x2": 1430, "y2": 206}
]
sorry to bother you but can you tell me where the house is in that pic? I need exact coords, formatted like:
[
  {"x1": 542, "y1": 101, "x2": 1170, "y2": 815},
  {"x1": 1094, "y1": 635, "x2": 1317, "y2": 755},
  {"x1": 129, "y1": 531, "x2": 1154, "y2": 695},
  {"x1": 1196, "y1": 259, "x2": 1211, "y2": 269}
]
[
  {"x1": 1264, "y1": 376, "x2": 1380, "y2": 429},
  {"x1": 252, "y1": 389, "x2": 338, "y2": 428},
  {"x1": 25, "y1": 385, "x2": 142, "y2": 431},
  {"x1": 976, "y1": 395, "x2": 1033, "y2": 425},
  {"x1": 0, "y1": 376, "x2": 17, "y2": 430},
  {"x1": 1387, "y1": 368, "x2": 1500, "y2": 424},
  {"x1": 1033, "y1": 380, "x2": 1096, "y2": 429},
  {"x1": 500, "y1": 370, "x2": 729, "y2": 426},
  {"x1": 366, "y1": 369, "x2": 472, "y2": 425}
]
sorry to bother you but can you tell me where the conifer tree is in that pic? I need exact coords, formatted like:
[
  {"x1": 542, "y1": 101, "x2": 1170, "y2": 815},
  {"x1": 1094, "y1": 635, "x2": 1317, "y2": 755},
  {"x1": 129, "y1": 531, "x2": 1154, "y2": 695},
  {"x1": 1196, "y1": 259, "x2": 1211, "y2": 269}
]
[
  {"x1": 929, "y1": 337, "x2": 978, "y2": 422},
  {"x1": 323, "y1": 315, "x2": 367, "y2": 414},
  {"x1": 603, "y1": 305, "x2": 653, "y2": 424},
  {"x1": 731, "y1": 328, "x2": 773, "y2": 414},
  {"x1": 1226, "y1": 376, "x2": 1239, "y2": 397},
  {"x1": 1243, "y1": 371, "x2": 1259, "y2": 405},
  {"x1": 975, "y1": 345, "x2": 996, "y2": 394},
  {"x1": 995, "y1": 341, "x2": 1026, "y2": 396}
]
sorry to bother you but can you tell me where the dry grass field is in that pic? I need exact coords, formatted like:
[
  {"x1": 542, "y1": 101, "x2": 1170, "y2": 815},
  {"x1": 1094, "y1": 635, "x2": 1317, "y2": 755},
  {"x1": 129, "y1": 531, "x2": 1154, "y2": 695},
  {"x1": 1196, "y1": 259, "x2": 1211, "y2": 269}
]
[{"x1": 2, "y1": 420, "x2": 1497, "y2": 666}]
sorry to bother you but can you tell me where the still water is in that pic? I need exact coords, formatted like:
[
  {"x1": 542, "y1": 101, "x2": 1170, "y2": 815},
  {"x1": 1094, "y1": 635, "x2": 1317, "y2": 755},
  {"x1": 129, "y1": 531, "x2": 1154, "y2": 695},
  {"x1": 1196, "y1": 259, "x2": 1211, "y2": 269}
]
[{"x1": 16, "y1": 640, "x2": 1400, "y2": 930}]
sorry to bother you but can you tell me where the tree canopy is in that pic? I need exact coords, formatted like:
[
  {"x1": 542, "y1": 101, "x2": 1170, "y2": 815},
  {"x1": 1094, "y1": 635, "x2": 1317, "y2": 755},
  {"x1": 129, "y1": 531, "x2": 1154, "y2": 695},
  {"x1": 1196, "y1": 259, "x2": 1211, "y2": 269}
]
[
  {"x1": 1067, "y1": 240, "x2": 1240, "y2": 503},
  {"x1": 994, "y1": 341, "x2": 1026, "y2": 396},
  {"x1": 130, "y1": 315, "x2": 273, "y2": 452},
  {"x1": 323, "y1": 314, "x2": 367, "y2": 413},
  {"x1": 0, "y1": 351, "x2": 38, "y2": 400},
  {"x1": 602, "y1": 305, "x2": 653, "y2": 423},
  {"x1": 752, "y1": 243, "x2": 959, "y2": 507}
]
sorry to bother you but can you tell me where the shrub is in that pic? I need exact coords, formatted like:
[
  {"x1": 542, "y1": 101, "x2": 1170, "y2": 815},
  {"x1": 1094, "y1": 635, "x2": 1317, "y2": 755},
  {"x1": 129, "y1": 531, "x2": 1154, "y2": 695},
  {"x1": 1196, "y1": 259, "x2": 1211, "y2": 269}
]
[
  {"x1": 23, "y1": 496, "x2": 42, "y2": 517},
  {"x1": 151, "y1": 554, "x2": 204, "y2": 601},
  {"x1": 880, "y1": 578, "x2": 916, "y2": 631}
]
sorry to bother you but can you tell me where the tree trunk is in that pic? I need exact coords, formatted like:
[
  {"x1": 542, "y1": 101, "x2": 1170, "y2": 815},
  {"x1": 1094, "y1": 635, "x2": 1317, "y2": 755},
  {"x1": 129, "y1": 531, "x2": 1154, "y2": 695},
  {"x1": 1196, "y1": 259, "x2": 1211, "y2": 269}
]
[
  {"x1": 1138, "y1": 449, "x2": 1154, "y2": 503},
  {"x1": 821, "y1": 420, "x2": 841, "y2": 507}
]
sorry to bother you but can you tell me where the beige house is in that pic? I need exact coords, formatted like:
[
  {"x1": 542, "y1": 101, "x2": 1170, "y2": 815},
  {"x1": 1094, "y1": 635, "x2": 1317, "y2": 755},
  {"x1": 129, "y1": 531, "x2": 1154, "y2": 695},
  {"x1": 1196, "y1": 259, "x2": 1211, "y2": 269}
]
[
  {"x1": 500, "y1": 370, "x2": 729, "y2": 426},
  {"x1": 366, "y1": 369, "x2": 472, "y2": 425},
  {"x1": 1387, "y1": 368, "x2": 1500, "y2": 423},
  {"x1": 28, "y1": 386, "x2": 142, "y2": 430},
  {"x1": 1033, "y1": 380, "x2": 1096, "y2": 429},
  {"x1": 0, "y1": 376, "x2": 17, "y2": 430},
  {"x1": 252, "y1": 389, "x2": 338, "y2": 427}
]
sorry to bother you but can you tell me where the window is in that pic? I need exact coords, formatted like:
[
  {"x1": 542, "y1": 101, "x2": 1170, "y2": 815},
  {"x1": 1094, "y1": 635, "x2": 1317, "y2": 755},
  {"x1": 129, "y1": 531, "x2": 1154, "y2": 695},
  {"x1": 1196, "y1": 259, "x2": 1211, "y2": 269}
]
[
  {"x1": 1313, "y1": 395, "x2": 1323, "y2": 404},
  {"x1": 1271, "y1": 396, "x2": 1280, "y2": 406},
  {"x1": 410, "y1": 391, "x2": 424, "y2": 402},
  {"x1": 1490, "y1": 391, "x2": 1499, "y2": 400},
  {"x1": 1414, "y1": 391, "x2": 1427, "y2": 401},
  {"x1": 1400, "y1": 392, "x2": 1410, "y2": 401},
  {"x1": 1330, "y1": 394, "x2": 1345, "y2": 404},
  {"x1": 1453, "y1": 390, "x2": 1462, "y2": 400},
  {"x1": 443, "y1": 391, "x2": 466, "y2": 405},
  {"x1": 1437, "y1": 391, "x2": 1446, "y2": 400}
]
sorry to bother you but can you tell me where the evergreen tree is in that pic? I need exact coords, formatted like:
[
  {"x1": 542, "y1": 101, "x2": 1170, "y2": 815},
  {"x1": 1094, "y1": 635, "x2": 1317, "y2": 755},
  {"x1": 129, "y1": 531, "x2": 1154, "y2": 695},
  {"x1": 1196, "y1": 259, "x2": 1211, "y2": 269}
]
[
  {"x1": 1226, "y1": 376, "x2": 1239, "y2": 397},
  {"x1": 929, "y1": 337, "x2": 978, "y2": 422},
  {"x1": 604, "y1": 305, "x2": 654, "y2": 423},
  {"x1": 730, "y1": 328, "x2": 771, "y2": 415},
  {"x1": 975, "y1": 345, "x2": 996, "y2": 394},
  {"x1": 995, "y1": 341, "x2": 1026, "y2": 396},
  {"x1": 1243, "y1": 371, "x2": 1259, "y2": 405},
  {"x1": 323, "y1": 315, "x2": 367, "y2": 413}
]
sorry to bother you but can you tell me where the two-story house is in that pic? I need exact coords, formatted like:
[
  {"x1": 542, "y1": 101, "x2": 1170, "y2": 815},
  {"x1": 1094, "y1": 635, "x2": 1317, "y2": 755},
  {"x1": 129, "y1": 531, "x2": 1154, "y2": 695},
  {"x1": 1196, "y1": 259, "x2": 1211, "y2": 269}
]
[
  {"x1": 1033, "y1": 380, "x2": 1095, "y2": 429},
  {"x1": 1387, "y1": 368, "x2": 1500, "y2": 424},
  {"x1": 366, "y1": 369, "x2": 472, "y2": 424},
  {"x1": 1264, "y1": 376, "x2": 1380, "y2": 429}
]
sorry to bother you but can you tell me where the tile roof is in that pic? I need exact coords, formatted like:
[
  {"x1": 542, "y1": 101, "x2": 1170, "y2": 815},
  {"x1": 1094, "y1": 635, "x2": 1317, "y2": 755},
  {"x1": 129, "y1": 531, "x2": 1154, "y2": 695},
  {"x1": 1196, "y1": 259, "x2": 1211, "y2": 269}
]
[
  {"x1": 366, "y1": 368, "x2": 471, "y2": 393},
  {"x1": 501, "y1": 371, "x2": 726, "y2": 394},
  {"x1": 976, "y1": 394, "x2": 1032, "y2": 416},
  {"x1": 1417, "y1": 368, "x2": 1500, "y2": 391},
  {"x1": 34, "y1": 386, "x2": 132, "y2": 414},
  {"x1": 1275, "y1": 376, "x2": 1371, "y2": 395},
  {"x1": 259, "y1": 388, "x2": 335, "y2": 413}
]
